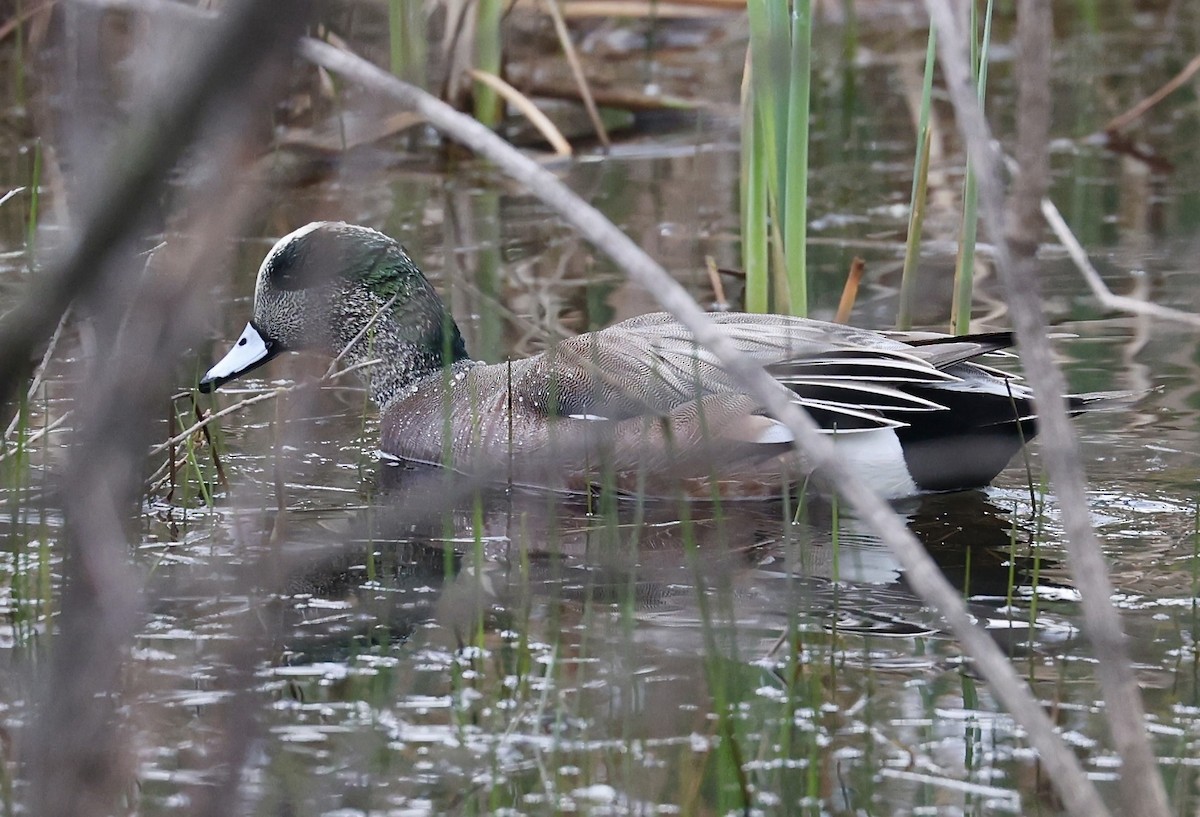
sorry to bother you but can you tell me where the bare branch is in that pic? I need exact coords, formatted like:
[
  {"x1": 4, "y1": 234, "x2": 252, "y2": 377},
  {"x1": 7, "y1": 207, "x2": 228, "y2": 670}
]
[
  {"x1": 926, "y1": 2, "x2": 1169, "y2": 815},
  {"x1": 151, "y1": 358, "x2": 382, "y2": 458},
  {"x1": 22, "y1": 3, "x2": 314, "y2": 816},
  {"x1": 1039, "y1": 190, "x2": 1200, "y2": 328}
]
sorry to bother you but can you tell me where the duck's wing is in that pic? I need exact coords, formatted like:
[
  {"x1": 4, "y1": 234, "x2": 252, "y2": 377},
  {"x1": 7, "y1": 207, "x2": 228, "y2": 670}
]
[{"x1": 516, "y1": 313, "x2": 1008, "y2": 432}]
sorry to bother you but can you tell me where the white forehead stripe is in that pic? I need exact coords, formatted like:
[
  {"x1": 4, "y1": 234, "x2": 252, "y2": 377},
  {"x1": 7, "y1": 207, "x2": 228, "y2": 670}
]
[
  {"x1": 256, "y1": 222, "x2": 394, "y2": 279},
  {"x1": 258, "y1": 221, "x2": 325, "y2": 277}
]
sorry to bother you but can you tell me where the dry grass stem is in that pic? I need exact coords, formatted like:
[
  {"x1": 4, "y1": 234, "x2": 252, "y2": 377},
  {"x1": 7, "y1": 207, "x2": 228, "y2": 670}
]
[
  {"x1": 327, "y1": 292, "x2": 401, "y2": 372},
  {"x1": 541, "y1": 0, "x2": 610, "y2": 147},
  {"x1": 0, "y1": 0, "x2": 58, "y2": 42},
  {"x1": 508, "y1": 75, "x2": 711, "y2": 112},
  {"x1": 513, "y1": 0, "x2": 744, "y2": 17},
  {"x1": 153, "y1": 357, "x2": 382, "y2": 458},
  {"x1": 704, "y1": 256, "x2": 729, "y2": 310},
  {"x1": 1102, "y1": 51, "x2": 1200, "y2": 135},
  {"x1": 467, "y1": 69, "x2": 574, "y2": 155},
  {"x1": 0, "y1": 412, "x2": 70, "y2": 463},
  {"x1": 4, "y1": 307, "x2": 70, "y2": 440},
  {"x1": 834, "y1": 256, "x2": 865, "y2": 324},
  {"x1": 0, "y1": 186, "x2": 25, "y2": 207},
  {"x1": 73, "y1": 0, "x2": 212, "y2": 17}
]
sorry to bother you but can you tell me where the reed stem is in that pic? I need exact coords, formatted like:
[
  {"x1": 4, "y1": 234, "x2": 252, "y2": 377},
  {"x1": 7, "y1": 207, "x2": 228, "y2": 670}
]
[
  {"x1": 473, "y1": 0, "x2": 503, "y2": 126},
  {"x1": 897, "y1": 23, "x2": 937, "y2": 330},
  {"x1": 950, "y1": 0, "x2": 993, "y2": 335},
  {"x1": 782, "y1": 0, "x2": 812, "y2": 316},
  {"x1": 743, "y1": 0, "x2": 812, "y2": 315},
  {"x1": 388, "y1": 0, "x2": 427, "y2": 87}
]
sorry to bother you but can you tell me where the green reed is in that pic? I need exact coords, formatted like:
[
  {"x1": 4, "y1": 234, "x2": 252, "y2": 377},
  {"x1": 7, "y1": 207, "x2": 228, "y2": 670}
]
[
  {"x1": 961, "y1": 671, "x2": 981, "y2": 796},
  {"x1": 741, "y1": 88, "x2": 770, "y2": 313},
  {"x1": 897, "y1": 24, "x2": 937, "y2": 330},
  {"x1": 5, "y1": 396, "x2": 32, "y2": 650},
  {"x1": 25, "y1": 138, "x2": 41, "y2": 259},
  {"x1": 783, "y1": 1, "x2": 813, "y2": 316},
  {"x1": 473, "y1": 0, "x2": 503, "y2": 127},
  {"x1": 180, "y1": 408, "x2": 215, "y2": 510},
  {"x1": 388, "y1": 0, "x2": 426, "y2": 87},
  {"x1": 1026, "y1": 474, "x2": 1048, "y2": 682},
  {"x1": 678, "y1": 500, "x2": 751, "y2": 813},
  {"x1": 473, "y1": 191, "x2": 504, "y2": 361},
  {"x1": 743, "y1": 0, "x2": 813, "y2": 316},
  {"x1": 1193, "y1": 498, "x2": 1198, "y2": 638},
  {"x1": 1076, "y1": 0, "x2": 1101, "y2": 33},
  {"x1": 1006, "y1": 501, "x2": 1020, "y2": 613},
  {"x1": 950, "y1": 0, "x2": 994, "y2": 335}
]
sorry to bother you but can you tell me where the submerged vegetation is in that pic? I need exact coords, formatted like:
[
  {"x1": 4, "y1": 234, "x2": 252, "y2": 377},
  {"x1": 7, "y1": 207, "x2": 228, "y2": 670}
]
[{"x1": 0, "y1": 2, "x2": 1198, "y2": 816}]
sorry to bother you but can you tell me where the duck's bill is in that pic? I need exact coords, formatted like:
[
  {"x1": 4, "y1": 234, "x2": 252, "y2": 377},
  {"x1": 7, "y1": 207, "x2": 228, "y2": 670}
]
[{"x1": 198, "y1": 322, "x2": 278, "y2": 393}]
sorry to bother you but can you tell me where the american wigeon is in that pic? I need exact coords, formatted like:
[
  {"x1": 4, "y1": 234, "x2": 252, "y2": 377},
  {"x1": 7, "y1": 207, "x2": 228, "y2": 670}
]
[{"x1": 200, "y1": 221, "x2": 1107, "y2": 500}]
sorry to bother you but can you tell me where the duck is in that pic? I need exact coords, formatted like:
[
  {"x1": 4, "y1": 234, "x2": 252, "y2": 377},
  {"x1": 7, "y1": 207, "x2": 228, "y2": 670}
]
[{"x1": 199, "y1": 221, "x2": 1107, "y2": 501}]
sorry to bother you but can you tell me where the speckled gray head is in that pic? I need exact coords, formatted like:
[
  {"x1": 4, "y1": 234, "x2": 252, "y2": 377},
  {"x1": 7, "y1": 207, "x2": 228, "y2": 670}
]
[{"x1": 199, "y1": 221, "x2": 468, "y2": 402}]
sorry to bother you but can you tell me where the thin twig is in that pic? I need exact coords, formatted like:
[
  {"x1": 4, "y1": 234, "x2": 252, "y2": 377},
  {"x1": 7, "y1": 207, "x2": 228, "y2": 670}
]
[
  {"x1": 0, "y1": 412, "x2": 70, "y2": 463},
  {"x1": 4, "y1": 307, "x2": 70, "y2": 440},
  {"x1": 1038, "y1": 190, "x2": 1200, "y2": 328},
  {"x1": 1102, "y1": 51, "x2": 1200, "y2": 135},
  {"x1": 300, "y1": 34, "x2": 1115, "y2": 817},
  {"x1": 996, "y1": 151, "x2": 1200, "y2": 329},
  {"x1": 541, "y1": 0, "x2": 610, "y2": 148},
  {"x1": 25, "y1": 3, "x2": 312, "y2": 814},
  {"x1": 326, "y1": 290, "x2": 398, "y2": 373},
  {"x1": 152, "y1": 358, "x2": 381, "y2": 456}
]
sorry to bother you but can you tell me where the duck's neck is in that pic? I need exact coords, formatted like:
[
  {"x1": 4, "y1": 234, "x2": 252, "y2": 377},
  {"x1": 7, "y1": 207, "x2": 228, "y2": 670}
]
[{"x1": 334, "y1": 286, "x2": 472, "y2": 409}]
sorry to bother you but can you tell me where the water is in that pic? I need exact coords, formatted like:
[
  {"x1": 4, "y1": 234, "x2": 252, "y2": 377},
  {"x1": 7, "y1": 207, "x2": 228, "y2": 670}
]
[{"x1": 3, "y1": 4, "x2": 1200, "y2": 815}]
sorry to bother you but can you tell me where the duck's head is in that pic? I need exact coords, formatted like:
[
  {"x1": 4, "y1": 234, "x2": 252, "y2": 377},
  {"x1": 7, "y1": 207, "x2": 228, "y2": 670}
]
[{"x1": 199, "y1": 222, "x2": 468, "y2": 405}]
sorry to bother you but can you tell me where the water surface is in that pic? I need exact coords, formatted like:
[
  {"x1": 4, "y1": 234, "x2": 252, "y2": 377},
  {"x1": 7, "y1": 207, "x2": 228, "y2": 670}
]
[{"x1": 3, "y1": 5, "x2": 1200, "y2": 815}]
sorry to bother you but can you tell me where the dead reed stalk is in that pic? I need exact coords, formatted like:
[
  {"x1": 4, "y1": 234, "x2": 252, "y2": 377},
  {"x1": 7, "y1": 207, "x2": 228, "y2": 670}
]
[{"x1": 16, "y1": 3, "x2": 313, "y2": 815}]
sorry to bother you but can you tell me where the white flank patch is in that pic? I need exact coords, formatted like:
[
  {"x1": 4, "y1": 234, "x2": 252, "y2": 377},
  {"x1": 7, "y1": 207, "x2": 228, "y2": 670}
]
[
  {"x1": 567, "y1": 413, "x2": 608, "y2": 421},
  {"x1": 832, "y1": 428, "x2": 919, "y2": 500},
  {"x1": 261, "y1": 221, "x2": 323, "y2": 271},
  {"x1": 755, "y1": 419, "x2": 795, "y2": 444}
]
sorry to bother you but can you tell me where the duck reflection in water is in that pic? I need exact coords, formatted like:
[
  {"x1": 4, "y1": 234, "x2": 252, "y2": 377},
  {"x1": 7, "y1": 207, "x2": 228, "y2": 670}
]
[{"x1": 266, "y1": 463, "x2": 1075, "y2": 665}]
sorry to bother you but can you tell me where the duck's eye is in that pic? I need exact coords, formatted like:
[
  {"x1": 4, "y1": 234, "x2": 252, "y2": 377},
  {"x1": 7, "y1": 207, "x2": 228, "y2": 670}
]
[{"x1": 237, "y1": 338, "x2": 247, "y2": 346}]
